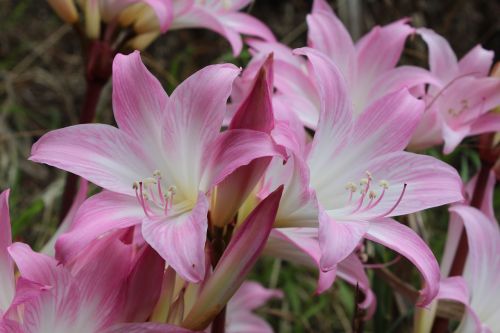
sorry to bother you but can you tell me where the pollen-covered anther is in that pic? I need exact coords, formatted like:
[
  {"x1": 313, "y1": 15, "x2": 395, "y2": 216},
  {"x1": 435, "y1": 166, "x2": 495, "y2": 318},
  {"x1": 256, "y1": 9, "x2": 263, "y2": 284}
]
[
  {"x1": 379, "y1": 180, "x2": 389, "y2": 189},
  {"x1": 360, "y1": 178, "x2": 369, "y2": 186},
  {"x1": 167, "y1": 185, "x2": 177, "y2": 196},
  {"x1": 153, "y1": 169, "x2": 161, "y2": 178},
  {"x1": 345, "y1": 182, "x2": 357, "y2": 192}
]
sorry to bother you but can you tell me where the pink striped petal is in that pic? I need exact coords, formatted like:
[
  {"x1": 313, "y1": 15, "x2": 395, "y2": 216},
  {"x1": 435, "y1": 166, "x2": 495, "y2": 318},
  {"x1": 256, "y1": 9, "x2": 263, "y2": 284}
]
[
  {"x1": 221, "y1": 12, "x2": 275, "y2": 43},
  {"x1": 319, "y1": 212, "x2": 368, "y2": 271},
  {"x1": 112, "y1": 51, "x2": 168, "y2": 149},
  {"x1": 55, "y1": 191, "x2": 143, "y2": 263},
  {"x1": 8, "y1": 243, "x2": 67, "y2": 287},
  {"x1": 247, "y1": 39, "x2": 302, "y2": 68},
  {"x1": 272, "y1": 60, "x2": 320, "y2": 128},
  {"x1": 306, "y1": 10, "x2": 355, "y2": 83},
  {"x1": 261, "y1": 154, "x2": 317, "y2": 228},
  {"x1": 458, "y1": 45, "x2": 494, "y2": 77},
  {"x1": 435, "y1": 277, "x2": 483, "y2": 333},
  {"x1": 142, "y1": 192, "x2": 208, "y2": 283},
  {"x1": 312, "y1": 0, "x2": 334, "y2": 13},
  {"x1": 70, "y1": 237, "x2": 132, "y2": 329},
  {"x1": 203, "y1": 129, "x2": 286, "y2": 190},
  {"x1": 365, "y1": 218, "x2": 440, "y2": 306},
  {"x1": 417, "y1": 28, "x2": 459, "y2": 80},
  {"x1": 0, "y1": 190, "x2": 14, "y2": 313},
  {"x1": 30, "y1": 124, "x2": 154, "y2": 196},
  {"x1": 171, "y1": 7, "x2": 242, "y2": 55},
  {"x1": 355, "y1": 19, "x2": 413, "y2": 83},
  {"x1": 163, "y1": 64, "x2": 240, "y2": 199},
  {"x1": 294, "y1": 48, "x2": 353, "y2": 176}
]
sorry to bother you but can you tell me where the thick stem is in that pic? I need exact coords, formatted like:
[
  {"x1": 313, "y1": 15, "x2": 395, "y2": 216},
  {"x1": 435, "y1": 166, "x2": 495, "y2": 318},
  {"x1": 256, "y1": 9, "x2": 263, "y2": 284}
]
[
  {"x1": 59, "y1": 78, "x2": 105, "y2": 221},
  {"x1": 209, "y1": 225, "x2": 227, "y2": 333},
  {"x1": 211, "y1": 307, "x2": 226, "y2": 333},
  {"x1": 431, "y1": 134, "x2": 496, "y2": 333}
]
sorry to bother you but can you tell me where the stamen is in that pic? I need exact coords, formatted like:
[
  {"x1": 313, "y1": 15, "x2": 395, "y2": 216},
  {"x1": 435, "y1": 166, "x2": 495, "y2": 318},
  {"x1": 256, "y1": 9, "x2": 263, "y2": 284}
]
[
  {"x1": 345, "y1": 182, "x2": 357, "y2": 203},
  {"x1": 375, "y1": 183, "x2": 407, "y2": 218},
  {"x1": 135, "y1": 181, "x2": 152, "y2": 218}
]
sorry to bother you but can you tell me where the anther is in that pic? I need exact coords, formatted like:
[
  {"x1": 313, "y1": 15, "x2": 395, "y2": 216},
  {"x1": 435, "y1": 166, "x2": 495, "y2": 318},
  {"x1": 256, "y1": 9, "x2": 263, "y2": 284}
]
[
  {"x1": 368, "y1": 190, "x2": 377, "y2": 199},
  {"x1": 379, "y1": 180, "x2": 389, "y2": 189}
]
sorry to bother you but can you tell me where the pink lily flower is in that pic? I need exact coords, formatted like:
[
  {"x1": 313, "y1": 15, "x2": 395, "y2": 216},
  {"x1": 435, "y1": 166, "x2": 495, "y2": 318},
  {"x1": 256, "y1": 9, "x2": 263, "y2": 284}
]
[
  {"x1": 427, "y1": 172, "x2": 499, "y2": 332},
  {"x1": 438, "y1": 206, "x2": 499, "y2": 332},
  {"x1": 29, "y1": 51, "x2": 285, "y2": 283},
  {"x1": 224, "y1": 281, "x2": 282, "y2": 333},
  {"x1": 409, "y1": 28, "x2": 500, "y2": 154},
  {"x1": 248, "y1": 0, "x2": 435, "y2": 128},
  {"x1": 259, "y1": 48, "x2": 463, "y2": 306},
  {"x1": 0, "y1": 189, "x2": 187, "y2": 333},
  {"x1": 171, "y1": 0, "x2": 276, "y2": 56}
]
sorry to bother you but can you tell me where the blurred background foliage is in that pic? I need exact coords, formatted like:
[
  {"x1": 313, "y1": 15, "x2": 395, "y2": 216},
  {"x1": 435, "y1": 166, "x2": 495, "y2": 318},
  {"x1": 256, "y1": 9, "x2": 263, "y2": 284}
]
[{"x1": 0, "y1": 0, "x2": 499, "y2": 332}]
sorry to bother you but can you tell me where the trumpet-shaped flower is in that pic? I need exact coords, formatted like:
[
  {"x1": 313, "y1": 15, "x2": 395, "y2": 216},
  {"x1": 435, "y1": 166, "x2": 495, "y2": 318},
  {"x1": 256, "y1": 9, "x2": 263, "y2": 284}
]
[
  {"x1": 247, "y1": 0, "x2": 435, "y2": 128},
  {"x1": 29, "y1": 51, "x2": 285, "y2": 283},
  {"x1": 259, "y1": 48, "x2": 463, "y2": 306},
  {"x1": 171, "y1": 0, "x2": 275, "y2": 56},
  {"x1": 409, "y1": 28, "x2": 500, "y2": 154}
]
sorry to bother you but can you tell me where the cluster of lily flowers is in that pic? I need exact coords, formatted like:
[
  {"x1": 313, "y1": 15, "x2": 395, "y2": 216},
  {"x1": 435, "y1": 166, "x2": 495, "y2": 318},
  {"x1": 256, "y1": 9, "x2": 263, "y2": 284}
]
[{"x1": 1, "y1": 0, "x2": 499, "y2": 332}]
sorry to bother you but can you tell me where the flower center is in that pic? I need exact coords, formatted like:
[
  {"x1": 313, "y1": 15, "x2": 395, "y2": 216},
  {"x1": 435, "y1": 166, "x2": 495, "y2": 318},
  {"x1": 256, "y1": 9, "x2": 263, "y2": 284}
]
[
  {"x1": 345, "y1": 171, "x2": 406, "y2": 217},
  {"x1": 133, "y1": 170, "x2": 177, "y2": 218}
]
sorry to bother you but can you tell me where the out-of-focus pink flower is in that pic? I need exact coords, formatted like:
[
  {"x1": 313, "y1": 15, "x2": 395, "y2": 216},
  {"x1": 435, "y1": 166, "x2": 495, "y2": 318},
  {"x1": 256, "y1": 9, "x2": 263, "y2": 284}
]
[
  {"x1": 409, "y1": 28, "x2": 500, "y2": 154},
  {"x1": 430, "y1": 172, "x2": 499, "y2": 332},
  {"x1": 29, "y1": 51, "x2": 285, "y2": 283},
  {"x1": 171, "y1": 0, "x2": 275, "y2": 56},
  {"x1": 259, "y1": 48, "x2": 463, "y2": 306},
  {"x1": 248, "y1": 0, "x2": 434, "y2": 128},
  {"x1": 224, "y1": 281, "x2": 282, "y2": 333}
]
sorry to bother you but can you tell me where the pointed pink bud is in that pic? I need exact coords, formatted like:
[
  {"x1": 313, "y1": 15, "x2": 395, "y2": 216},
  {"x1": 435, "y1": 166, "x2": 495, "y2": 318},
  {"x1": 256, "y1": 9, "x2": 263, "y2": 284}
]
[
  {"x1": 181, "y1": 186, "x2": 284, "y2": 330},
  {"x1": 211, "y1": 56, "x2": 277, "y2": 227}
]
